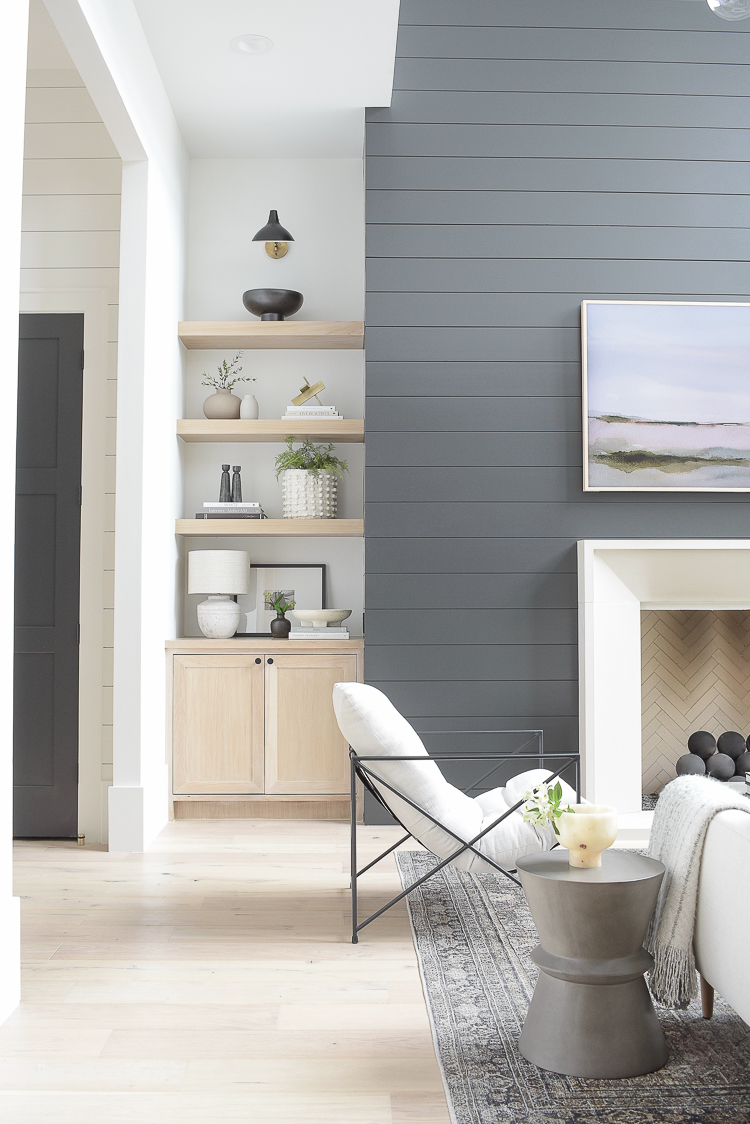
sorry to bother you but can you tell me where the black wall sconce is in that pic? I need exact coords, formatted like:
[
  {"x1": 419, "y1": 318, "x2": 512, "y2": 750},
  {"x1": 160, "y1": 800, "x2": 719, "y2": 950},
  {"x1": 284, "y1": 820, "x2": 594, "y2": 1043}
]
[{"x1": 252, "y1": 210, "x2": 294, "y2": 259}]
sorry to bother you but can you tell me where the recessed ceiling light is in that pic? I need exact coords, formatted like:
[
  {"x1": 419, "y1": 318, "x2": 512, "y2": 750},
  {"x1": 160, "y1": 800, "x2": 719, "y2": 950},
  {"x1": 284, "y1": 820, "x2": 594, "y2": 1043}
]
[
  {"x1": 230, "y1": 34, "x2": 273, "y2": 55},
  {"x1": 706, "y1": 0, "x2": 750, "y2": 19}
]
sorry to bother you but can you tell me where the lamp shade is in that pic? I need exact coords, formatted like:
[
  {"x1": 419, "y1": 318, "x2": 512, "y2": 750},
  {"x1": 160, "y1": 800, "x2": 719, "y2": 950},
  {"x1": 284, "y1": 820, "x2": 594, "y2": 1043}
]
[
  {"x1": 252, "y1": 209, "x2": 294, "y2": 242},
  {"x1": 188, "y1": 550, "x2": 251, "y2": 595}
]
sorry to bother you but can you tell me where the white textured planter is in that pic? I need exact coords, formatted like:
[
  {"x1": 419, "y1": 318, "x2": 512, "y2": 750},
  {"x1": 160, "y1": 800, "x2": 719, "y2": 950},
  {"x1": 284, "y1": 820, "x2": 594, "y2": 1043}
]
[{"x1": 282, "y1": 469, "x2": 338, "y2": 519}]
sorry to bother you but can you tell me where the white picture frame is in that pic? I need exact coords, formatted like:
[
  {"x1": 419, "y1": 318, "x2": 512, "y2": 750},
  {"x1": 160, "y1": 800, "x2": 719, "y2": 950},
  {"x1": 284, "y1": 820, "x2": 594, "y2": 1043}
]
[{"x1": 582, "y1": 300, "x2": 750, "y2": 492}]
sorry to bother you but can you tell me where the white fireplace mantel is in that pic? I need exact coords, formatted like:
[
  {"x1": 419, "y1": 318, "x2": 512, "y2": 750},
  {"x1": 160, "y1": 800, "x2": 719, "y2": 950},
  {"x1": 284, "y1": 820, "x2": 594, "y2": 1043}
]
[{"x1": 578, "y1": 540, "x2": 750, "y2": 813}]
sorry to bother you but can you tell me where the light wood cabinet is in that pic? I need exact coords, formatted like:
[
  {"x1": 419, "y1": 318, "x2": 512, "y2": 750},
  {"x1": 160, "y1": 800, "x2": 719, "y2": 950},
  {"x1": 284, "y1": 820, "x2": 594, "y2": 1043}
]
[
  {"x1": 264, "y1": 653, "x2": 358, "y2": 795},
  {"x1": 167, "y1": 639, "x2": 363, "y2": 816},
  {"x1": 172, "y1": 655, "x2": 265, "y2": 794}
]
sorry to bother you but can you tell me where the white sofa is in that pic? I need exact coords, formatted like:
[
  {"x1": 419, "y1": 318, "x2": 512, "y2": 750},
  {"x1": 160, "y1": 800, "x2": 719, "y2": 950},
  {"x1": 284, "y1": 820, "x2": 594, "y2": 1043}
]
[{"x1": 694, "y1": 807, "x2": 750, "y2": 1024}]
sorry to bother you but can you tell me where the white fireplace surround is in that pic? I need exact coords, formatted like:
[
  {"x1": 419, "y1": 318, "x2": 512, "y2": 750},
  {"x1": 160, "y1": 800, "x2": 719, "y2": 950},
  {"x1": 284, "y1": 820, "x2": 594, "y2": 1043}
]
[{"x1": 578, "y1": 540, "x2": 750, "y2": 814}]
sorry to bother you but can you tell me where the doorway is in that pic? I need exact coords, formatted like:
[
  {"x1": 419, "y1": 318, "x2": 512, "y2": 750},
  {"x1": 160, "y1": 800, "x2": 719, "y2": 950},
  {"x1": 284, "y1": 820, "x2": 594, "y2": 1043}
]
[{"x1": 14, "y1": 313, "x2": 84, "y2": 837}]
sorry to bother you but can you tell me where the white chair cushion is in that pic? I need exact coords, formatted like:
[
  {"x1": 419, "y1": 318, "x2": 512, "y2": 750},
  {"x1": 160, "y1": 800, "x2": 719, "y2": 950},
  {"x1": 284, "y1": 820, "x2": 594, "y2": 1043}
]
[
  {"x1": 333, "y1": 682, "x2": 576, "y2": 874},
  {"x1": 332, "y1": 682, "x2": 482, "y2": 859}
]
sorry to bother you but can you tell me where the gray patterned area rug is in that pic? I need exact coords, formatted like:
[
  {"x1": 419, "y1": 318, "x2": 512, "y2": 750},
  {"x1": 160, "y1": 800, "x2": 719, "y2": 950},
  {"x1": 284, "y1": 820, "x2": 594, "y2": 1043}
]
[{"x1": 396, "y1": 851, "x2": 750, "y2": 1124}]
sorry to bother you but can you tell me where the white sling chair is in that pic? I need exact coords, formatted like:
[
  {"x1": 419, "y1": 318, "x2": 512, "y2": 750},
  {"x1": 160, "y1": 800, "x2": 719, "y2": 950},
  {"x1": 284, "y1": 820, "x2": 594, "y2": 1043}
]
[{"x1": 333, "y1": 682, "x2": 579, "y2": 942}]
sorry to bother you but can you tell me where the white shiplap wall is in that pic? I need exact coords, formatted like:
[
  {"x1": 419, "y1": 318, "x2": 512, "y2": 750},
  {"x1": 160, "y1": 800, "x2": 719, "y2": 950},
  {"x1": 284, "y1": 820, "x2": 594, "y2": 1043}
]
[{"x1": 21, "y1": 63, "x2": 121, "y2": 842}]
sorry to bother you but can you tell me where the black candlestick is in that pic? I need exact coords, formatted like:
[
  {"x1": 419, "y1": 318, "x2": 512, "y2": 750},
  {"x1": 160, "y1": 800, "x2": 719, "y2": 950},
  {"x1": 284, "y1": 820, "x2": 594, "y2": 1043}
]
[
  {"x1": 219, "y1": 464, "x2": 231, "y2": 502},
  {"x1": 231, "y1": 466, "x2": 242, "y2": 503}
]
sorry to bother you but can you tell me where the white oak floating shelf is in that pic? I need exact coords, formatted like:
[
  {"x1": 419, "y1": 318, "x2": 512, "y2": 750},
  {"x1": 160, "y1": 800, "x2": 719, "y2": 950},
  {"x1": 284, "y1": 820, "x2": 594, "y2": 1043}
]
[
  {"x1": 178, "y1": 320, "x2": 364, "y2": 350},
  {"x1": 175, "y1": 518, "x2": 364, "y2": 538},
  {"x1": 177, "y1": 419, "x2": 364, "y2": 443}
]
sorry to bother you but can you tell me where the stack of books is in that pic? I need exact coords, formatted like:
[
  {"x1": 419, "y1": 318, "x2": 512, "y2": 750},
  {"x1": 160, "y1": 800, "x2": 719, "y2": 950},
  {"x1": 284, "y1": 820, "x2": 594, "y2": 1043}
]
[
  {"x1": 282, "y1": 403, "x2": 343, "y2": 420},
  {"x1": 289, "y1": 626, "x2": 350, "y2": 640},
  {"x1": 195, "y1": 502, "x2": 266, "y2": 520}
]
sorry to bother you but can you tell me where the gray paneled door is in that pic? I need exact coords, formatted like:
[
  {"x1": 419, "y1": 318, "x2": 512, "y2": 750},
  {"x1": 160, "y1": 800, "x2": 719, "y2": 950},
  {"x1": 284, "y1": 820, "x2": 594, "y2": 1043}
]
[{"x1": 14, "y1": 314, "x2": 84, "y2": 838}]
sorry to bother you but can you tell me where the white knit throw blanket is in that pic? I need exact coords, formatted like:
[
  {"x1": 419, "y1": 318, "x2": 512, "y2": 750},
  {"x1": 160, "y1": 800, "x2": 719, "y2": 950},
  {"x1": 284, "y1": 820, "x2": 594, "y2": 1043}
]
[{"x1": 646, "y1": 775, "x2": 750, "y2": 1009}]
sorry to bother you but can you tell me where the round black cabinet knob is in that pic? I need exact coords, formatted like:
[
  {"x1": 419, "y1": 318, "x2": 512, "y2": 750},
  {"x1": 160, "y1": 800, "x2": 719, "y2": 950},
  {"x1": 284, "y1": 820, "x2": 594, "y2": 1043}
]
[
  {"x1": 254, "y1": 658, "x2": 261, "y2": 665},
  {"x1": 267, "y1": 658, "x2": 274, "y2": 665},
  {"x1": 717, "y1": 731, "x2": 745, "y2": 759},
  {"x1": 687, "y1": 730, "x2": 716, "y2": 760},
  {"x1": 676, "y1": 753, "x2": 706, "y2": 777}
]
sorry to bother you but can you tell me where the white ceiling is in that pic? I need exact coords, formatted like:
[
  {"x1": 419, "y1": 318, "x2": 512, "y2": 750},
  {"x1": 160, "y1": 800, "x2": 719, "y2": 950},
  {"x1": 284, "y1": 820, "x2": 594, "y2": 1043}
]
[{"x1": 130, "y1": 0, "x2": 400, "y2": 157}]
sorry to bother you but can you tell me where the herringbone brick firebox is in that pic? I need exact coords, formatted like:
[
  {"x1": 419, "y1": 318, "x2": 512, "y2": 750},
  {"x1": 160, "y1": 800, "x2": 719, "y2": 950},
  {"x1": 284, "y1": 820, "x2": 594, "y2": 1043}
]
[{"x1": 641, "y1": 610, "x2": 750, "y2": 794}]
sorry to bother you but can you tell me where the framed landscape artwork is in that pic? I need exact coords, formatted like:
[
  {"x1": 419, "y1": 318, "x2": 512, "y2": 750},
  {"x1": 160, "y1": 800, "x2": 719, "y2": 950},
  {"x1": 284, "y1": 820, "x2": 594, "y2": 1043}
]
[{"x1": 582, "y1": 301, "x2": 750, "y2": 491}]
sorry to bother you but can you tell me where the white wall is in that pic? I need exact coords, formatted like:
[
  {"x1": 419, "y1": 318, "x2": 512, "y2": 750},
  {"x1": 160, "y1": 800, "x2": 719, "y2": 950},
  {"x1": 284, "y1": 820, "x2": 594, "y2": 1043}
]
[
  {"x1": 45, "y1": 0, "x2": 189, "y2": 851},
  {"x1": 23, "y1": 2, "x2": 121, "y2": 844},
  {"x1": 184, "y1": 158, "x2": 365, "y2": 637},
  {"x1": 0, "y1": 0, "x2": 29, "y2": 1024}
]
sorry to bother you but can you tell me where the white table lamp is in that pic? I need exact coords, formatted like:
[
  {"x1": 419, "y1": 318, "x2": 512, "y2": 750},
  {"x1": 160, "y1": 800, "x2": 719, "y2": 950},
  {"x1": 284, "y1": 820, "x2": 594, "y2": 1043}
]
[{"x1": 188, "y1": 550, "x2": 251, "y2": 638}]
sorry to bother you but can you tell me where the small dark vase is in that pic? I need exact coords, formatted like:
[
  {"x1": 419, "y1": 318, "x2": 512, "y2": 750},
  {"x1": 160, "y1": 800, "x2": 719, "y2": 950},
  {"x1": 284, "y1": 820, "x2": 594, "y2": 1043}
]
[
  {"x1": 242, "y1": 288, "x2": 304, "y2": 321},
  {"x1": 270, "y1": 612, "x2": 290, "y2": 639}
]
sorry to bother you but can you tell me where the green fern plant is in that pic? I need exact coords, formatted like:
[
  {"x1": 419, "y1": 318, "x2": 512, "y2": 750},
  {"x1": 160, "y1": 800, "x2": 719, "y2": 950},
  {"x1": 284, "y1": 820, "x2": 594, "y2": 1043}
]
[{"x1": 274, "y1": 437, "x2": 349, "y2": 480}]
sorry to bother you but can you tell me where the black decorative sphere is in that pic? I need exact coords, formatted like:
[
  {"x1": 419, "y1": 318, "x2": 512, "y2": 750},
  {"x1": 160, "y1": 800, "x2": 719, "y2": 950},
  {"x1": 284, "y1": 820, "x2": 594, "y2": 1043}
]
[
  {"x1": 706, "y1": 752, "x2": 735, "y2": 780},
  {"x1": 242, "y1": 288, "x2": 304, "y2": 321},
  {"x1": 676, "y1": 753, "x2": 706, "y2": 777},
  {"x1": 687, "y1": 730, "x2": 716, "y2": 760},
  {"x1": 717, "y1": 731, "x2": 746, "y2": 759},
  {"x1": 734, "y1": 750, "x2": 750, "y2": 777}
]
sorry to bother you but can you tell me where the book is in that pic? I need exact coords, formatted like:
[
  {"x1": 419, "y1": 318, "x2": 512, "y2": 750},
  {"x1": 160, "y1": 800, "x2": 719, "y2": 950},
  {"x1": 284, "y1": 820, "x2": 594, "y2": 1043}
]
[
  {"x1": 202, "y1": 507, "x2": 263, "y2": 514},
  {"x1": 289, "y1": 632, "x2": 350, "y2": 640},
  {"x1": 194, "y1": 512, "x2": 265, "y2": 520},
  {"x1": 283, "y1": 414, "x2": 342, "y2": 420},
  {"x1": 285, "y1": 404, "x2": 338, "y2": 413},
  {"x1": 290, "y1": 628, "x2": 349, "y2": 637},
  {"x1": 292, "y1": 629, "x2": 353, "y2": 638},
  {"x1": 203, "y1": 501, "x2": 262, "y2": 509}
]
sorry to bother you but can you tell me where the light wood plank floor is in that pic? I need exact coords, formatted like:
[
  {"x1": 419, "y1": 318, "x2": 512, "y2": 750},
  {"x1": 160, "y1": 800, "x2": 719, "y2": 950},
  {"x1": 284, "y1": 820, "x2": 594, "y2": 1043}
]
[{"x1": 2, "y1": 819, "x2": 450, "y2": 1124}]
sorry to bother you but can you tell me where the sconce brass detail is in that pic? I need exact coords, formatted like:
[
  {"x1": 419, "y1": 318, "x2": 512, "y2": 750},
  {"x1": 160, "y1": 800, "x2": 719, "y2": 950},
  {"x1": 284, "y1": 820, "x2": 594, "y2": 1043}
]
[{"x1": 265, "y1": 241, "x2": 289, "y2": 259}]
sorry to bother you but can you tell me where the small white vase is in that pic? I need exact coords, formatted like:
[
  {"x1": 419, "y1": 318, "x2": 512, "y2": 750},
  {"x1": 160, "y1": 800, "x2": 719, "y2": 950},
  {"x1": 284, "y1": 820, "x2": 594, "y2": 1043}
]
[
  {"x1": 556, "y1": 804, "x2": 618, "y2": 869},
  {"x1": 240, "y1": 394, "x2": 259, "y2": 419},
  {"x1": 196, "y1": 594, "x2": 240, "y2": 639},
  {"x1": 281, "y1": 468, "x2": 338, "y2": 519}
]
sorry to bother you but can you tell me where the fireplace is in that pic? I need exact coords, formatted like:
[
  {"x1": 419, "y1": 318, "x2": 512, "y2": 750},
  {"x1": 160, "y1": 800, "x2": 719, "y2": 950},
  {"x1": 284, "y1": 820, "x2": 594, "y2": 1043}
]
[
  {"x1": 641, "y1": 609, "x2": 750, "y2": 793},
  {"x1": 578, "y1": 541, "x2": 750, "y2": 814}
]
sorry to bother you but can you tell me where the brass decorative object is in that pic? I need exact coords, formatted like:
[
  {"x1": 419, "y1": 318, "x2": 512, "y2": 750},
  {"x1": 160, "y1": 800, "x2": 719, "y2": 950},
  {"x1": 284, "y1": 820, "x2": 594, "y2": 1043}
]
[
  {"x1": 265, "y1": 240, "x2": 288, "y2": 259},
  {"x1": 291, "y1": 377, "x2": 326, "y2": 407},
  {"x1": 77, "y1": 833, "x2": 85, "y2": 847}
]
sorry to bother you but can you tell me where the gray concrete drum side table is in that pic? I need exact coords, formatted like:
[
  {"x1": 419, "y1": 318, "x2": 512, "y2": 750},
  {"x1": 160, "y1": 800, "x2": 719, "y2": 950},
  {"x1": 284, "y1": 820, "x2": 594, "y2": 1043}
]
[{"x1": 516, "y1": 849, "x2": 668, "y2": 1079}]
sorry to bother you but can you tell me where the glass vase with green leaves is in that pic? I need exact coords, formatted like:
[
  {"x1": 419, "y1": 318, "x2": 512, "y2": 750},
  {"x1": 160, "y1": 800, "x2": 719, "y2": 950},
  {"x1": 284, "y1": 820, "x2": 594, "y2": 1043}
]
[{"x1": 523, "y1": 781, "x2": 575, "y2": 839}]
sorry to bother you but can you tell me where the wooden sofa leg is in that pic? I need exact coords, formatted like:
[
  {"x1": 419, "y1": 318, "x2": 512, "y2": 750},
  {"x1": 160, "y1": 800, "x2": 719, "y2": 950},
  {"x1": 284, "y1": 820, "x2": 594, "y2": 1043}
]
[{"x1": 700, "y1": 975, "x2": 715, "y2": 1019}]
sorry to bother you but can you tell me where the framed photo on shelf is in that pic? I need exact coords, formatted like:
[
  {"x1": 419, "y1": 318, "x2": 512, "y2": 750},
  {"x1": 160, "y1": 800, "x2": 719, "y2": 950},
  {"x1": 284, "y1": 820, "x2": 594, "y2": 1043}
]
[
  {"x1": 582, "y1": 300, "x2": 750, "y2": 492},
  {"x1": 235, "y1": 564, "x2": 326, "y2": 636}
]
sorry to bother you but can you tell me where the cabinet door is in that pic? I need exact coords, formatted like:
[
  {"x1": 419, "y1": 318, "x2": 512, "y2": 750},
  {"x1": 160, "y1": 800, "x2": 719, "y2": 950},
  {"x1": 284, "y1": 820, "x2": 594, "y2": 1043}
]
[
  {"x1": 173, "y1": 655, "x2": 264, "y2": 794},
  {"x1": 264, "y1": 653, "x2": 358, "y2": 794}
]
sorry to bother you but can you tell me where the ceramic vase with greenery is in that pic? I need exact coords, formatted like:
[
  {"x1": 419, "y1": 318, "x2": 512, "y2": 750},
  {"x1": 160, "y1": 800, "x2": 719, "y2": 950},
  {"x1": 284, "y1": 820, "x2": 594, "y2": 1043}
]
[
  {"x1": 274, "y1": 437, "x2": 349, "y2": 519},
  {"x1": 266, "y1": 590, "x2": 296, "y2": 639},
  {"x1": 202, "y1": 353, "x2": 254, "y2": 419}
]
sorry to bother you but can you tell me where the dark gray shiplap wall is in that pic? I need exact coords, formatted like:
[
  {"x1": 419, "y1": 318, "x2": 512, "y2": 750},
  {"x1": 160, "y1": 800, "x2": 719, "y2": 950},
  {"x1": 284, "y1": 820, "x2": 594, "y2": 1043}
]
[{"x1": 363, "y1": 0, "x2": 750, "y2": 817}]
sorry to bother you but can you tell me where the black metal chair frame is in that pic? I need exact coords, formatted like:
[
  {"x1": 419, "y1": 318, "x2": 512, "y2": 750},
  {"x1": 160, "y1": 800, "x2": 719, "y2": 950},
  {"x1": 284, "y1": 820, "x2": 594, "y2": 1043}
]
[{"x1": 349, "y1": 730, "x2": 580, "y2": 943}]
